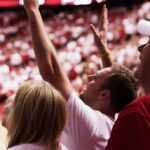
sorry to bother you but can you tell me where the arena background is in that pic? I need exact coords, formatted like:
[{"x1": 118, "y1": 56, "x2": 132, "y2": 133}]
[{"x1": 0, "y1": 0, "x2": 149, "y2": 149}]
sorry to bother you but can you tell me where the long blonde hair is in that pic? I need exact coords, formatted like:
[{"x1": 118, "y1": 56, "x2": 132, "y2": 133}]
[{"x1": 7, "y1": 80, "x2": 67, "y2": 149}]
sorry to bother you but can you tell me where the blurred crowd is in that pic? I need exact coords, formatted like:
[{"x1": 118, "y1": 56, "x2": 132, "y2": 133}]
[{"x1": 0, "y1": 2, "x2": 150, "y2": 101}]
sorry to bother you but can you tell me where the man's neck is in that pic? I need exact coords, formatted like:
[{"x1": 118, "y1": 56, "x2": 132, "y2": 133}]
[{"x1": 98, "y1": 106, "x2": 115, "y2": 119}]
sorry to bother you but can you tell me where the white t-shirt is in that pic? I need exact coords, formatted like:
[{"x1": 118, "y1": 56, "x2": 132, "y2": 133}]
[
  {"x1": 61, "y1": 93, "x2": 114, "y2": 150},
  {"x1": 7, "y1": 143, "x2": 68, "y2": 150}
]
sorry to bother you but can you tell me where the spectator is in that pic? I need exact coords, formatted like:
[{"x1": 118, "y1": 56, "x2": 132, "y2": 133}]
[
  {"x1": 106, "y1": 20, "x2": 150, "y2": 150},
  {"x1": 7, "y1": 80, "x2": 67, "y2": 150}
]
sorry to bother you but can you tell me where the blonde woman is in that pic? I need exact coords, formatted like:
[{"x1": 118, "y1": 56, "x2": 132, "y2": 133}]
[{"x1": 7, "y1": 80, "x2": 68, "y2": 150}]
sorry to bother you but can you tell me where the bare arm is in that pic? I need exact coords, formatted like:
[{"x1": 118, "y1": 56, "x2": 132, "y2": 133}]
[
  {"x1": 90, "y1": 5, "x2": 113, "y2": 68},
  {"x1": 24, "y1": 0, "x2": 73, "y2": 99}
]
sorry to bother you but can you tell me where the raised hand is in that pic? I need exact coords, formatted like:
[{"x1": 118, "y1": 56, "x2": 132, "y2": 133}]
[
  {"x1": 24, "y1": 0, "x2": 39, "y2": 12},
  {"x1": 90, "y1": 5, "x2": 108, "y2": 52},
  {"x1": 90, "y1": 5, "x2": 113, "y2": 68}
]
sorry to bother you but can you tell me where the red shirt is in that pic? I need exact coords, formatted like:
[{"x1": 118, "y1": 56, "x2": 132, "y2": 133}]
[{"x1": 106, "y1": 95, "x2": 150, "y2": 150}]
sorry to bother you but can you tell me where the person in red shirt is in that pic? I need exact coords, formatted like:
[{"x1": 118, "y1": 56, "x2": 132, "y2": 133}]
[{"x1": 106, "y1": 20, "x2": 150, "y2": 150}]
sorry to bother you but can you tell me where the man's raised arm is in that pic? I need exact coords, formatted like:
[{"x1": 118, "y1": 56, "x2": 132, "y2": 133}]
[{"x1": 24, "y1": 0, "x2": 73, "y2": 99}]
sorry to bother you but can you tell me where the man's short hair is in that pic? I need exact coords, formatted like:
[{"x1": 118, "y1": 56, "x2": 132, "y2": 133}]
[{"x1": 101, "y1": 64, "x2": 139, "y2": 113}]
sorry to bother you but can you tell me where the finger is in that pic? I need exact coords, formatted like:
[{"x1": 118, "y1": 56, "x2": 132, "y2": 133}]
[
  {"x1": 103, "y1": 5, "x2": 108, "y2": 30},
  {"x1": 99, "y1": 5, "x2": 108, "y2": 31},
  {"x1": 90, "y1": 24, "x2": 98, "y2": 37}
]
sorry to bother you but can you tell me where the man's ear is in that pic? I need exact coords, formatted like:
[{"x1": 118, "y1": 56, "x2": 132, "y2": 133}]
[{"x1": 99, "y1": 89, "x2": 111, "y2": 101}]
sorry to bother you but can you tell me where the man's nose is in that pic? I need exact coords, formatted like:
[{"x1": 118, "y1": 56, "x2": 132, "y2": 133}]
[{"x1": 138, "y1": 44, "x2": 146, "y2": 53}]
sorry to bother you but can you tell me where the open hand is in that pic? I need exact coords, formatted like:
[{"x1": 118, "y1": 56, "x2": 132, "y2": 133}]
[{"x1": 90, "y1": 5, "x2": 108, "y2": 52}]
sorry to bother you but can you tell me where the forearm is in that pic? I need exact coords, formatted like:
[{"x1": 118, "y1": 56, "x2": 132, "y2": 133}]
[
  {"x1": 27, "y1": 9, "x2": 55, "y2": 76},
  {"x1": 26, "y1": 8, "x2": 73, "y2": 99}
]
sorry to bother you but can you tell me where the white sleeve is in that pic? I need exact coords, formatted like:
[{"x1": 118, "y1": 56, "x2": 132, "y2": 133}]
[{"x1": 63, "y1": 92, "x2": 107, "y2": 146}]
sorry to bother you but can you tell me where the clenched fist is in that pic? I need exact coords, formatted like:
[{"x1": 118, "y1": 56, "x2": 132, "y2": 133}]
[{"x1": 24, "y1": 0, "x2": 39, "y2": 12}]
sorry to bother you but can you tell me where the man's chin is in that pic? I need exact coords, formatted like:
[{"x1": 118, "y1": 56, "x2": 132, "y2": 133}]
[
  {"x1": 79, "y1": 91, "x2": 84, "y2": 100},
  {"x1": 79, "y1": 87, "x2": 87, "y2": 100}
]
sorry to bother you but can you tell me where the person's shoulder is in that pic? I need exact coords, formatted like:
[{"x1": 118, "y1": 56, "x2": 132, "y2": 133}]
[
  {"x1": 139, "y1": 94, "x2": 150, "y2": 106},
  {"x1": 60, "y1": 144, "x2": 69, "y2": 150},
  {"x1": 67, "y1": 92, "x2": 83, "y2": 106},
  {"x1": 119, "y1": 95, "x2": 150, "y2": 119},
  {"x1": 67, "y1": 92, "x2": 79, "y2": 101},
  {"x1": 97, "y1": 111, "x2": 115, "y2": 124}
]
